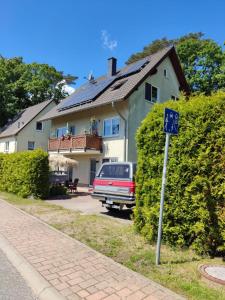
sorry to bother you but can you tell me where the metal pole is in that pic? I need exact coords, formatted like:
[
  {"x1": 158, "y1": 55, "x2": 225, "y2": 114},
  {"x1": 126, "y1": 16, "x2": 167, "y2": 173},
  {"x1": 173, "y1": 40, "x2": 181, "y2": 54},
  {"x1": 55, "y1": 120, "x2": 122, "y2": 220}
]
[{"x1": 156, "y1": 133, "x2": 170, "y2": 265}]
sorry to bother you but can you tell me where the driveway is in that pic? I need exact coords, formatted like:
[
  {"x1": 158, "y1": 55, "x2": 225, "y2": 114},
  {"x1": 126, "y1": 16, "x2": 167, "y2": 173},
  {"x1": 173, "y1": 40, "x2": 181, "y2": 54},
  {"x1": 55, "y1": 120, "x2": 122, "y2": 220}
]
[{"x1": 47, "y1": 187, "x2": 132, "y2": 224}]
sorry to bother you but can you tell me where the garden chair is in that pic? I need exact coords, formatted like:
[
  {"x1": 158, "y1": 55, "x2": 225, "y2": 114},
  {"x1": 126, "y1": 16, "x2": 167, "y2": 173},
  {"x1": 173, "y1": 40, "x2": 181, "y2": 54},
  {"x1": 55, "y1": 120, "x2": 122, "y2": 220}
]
[{"x1": 69, "y1": 178, "x2": 79, "y2": 193}]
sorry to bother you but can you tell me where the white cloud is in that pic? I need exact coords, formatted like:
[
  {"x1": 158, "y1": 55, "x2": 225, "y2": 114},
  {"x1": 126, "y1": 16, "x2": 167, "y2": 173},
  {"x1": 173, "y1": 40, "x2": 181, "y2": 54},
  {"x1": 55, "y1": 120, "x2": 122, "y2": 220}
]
[
  {"x1": 57, "y1": 79, "x2": 75, "y2": 95},
  {"x1": 62, "y1": 84, "x2": 75, "y2": 95},
  {"x1": 101, "y1": 30, "x2": 118, "y2": 51}
]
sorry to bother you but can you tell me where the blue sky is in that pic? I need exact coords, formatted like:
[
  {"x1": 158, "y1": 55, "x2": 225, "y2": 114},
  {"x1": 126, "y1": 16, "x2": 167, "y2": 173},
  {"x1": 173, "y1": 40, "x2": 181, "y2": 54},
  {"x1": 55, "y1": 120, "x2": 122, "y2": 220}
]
[{"x1": 1, "y1": 0, "x2": 224, "y2": 87}]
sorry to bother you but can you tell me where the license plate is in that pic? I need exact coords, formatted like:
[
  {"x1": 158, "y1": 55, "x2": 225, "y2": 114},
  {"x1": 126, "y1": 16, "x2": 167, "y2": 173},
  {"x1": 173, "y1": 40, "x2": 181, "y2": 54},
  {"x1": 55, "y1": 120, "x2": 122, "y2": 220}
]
[{"x1": 106, "y1": 199, "x2": 113, "y2": 204}]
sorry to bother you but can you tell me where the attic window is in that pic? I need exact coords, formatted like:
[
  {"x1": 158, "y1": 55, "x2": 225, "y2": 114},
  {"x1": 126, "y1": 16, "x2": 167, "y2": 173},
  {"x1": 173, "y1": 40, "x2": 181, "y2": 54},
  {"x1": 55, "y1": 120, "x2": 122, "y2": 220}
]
[
  {"x1": 111, "y1": 80, "x2": 127, "y2": 91},
  {"x1": 164, "y1": 69, "x2": 168, "y2": 78},
  {"x1": 36, "y1": 121, "x2": 43, "y2": 131}
]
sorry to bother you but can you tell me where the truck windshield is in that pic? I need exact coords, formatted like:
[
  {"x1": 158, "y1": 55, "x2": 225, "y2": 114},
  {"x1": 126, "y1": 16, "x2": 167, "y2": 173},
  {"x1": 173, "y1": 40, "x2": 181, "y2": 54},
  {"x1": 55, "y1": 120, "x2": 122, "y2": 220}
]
[{"x1": 98, "y1": 164, "x2": 130, "y2": 179}]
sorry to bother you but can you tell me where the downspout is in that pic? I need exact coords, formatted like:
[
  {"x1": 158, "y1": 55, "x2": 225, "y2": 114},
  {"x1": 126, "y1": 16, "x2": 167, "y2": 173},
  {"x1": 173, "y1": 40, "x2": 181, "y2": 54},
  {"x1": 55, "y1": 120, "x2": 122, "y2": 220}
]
[
  {"x1": 15, "y1": 135, "x2": 18, "y2": 152},
  {"x1": 112, "y1": 101, "x2": 127, "y2": 162}
]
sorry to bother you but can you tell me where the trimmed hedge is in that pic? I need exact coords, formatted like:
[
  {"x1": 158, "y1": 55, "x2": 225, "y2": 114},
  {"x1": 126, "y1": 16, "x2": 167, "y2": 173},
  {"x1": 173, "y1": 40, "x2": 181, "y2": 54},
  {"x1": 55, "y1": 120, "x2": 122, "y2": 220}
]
[
  {"x1": 0, "y1": 149, "x2": 49, "y2": 198},
  {"x1": 134, "y1": 92, "x2": 225, "y2": 255},
  {"x1": 49, "y1": 184, "x2": 67, "y2": 196}
]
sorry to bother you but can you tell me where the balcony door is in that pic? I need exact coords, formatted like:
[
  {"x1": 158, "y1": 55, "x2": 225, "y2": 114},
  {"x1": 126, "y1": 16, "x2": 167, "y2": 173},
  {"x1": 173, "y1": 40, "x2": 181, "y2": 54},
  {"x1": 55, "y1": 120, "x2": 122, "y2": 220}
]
[{"x1": 89, "y1": 159, "x2": 96, "y2": 186}]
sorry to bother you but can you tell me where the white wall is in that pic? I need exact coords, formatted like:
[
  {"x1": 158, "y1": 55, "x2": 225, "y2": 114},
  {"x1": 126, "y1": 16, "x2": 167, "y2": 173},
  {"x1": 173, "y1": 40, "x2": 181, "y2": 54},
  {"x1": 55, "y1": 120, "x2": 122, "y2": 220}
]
[
  {"x1": 0, "y1": 137, "x2": 17, "y2": 153},
  {"x1": 17, "y1": 102, "x2": 55, "y2": 152},
  {"x1": 127, "y1": 56, "x2": 180, "y2": 161}
]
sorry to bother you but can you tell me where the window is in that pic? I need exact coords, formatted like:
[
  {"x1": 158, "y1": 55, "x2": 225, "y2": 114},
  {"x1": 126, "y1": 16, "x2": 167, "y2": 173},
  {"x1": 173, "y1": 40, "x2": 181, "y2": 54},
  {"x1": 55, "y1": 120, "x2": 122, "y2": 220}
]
[
  {"x1": 36, "y1": 121, "x2": 43, "y2": 131},
  {"x1": 102, "y1": 157, "x2": 118, "y2": 164},
  {"x1": 152, "y1": 86, "x2": 158, "y2": 102},
  {"x1": 5, "y1": 141, "x2": 9, "y2": 152},
  {"x1": 171, "y1": 95, "x2": 179, "y2": 101},
  {"x1": 145, "y1": 83, "x2": 159, "y2": 103},
  {"x1": 103, "y1": 117, "x2": 120, "y2": 137},
  {"x1": 98, "y1": 164, "x2": 130, "y2": 179},
  {"x1": 56, "y1": 127, "x2": 67, "y2": 138},
  {"x1": 69, "y1": 126, "x2": 75, "y2": 135},
  {"x1": 28, "y1": 141, "x2": 35, "y2": 150},
  {"x1": 164, "y1": 69, "x2": 168, "y2": 78}
]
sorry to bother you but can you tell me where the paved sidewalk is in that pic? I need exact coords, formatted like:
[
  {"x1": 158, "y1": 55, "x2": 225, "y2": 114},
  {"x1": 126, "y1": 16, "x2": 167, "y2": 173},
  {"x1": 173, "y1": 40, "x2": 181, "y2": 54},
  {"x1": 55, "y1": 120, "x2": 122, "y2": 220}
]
[{"x1": 0, "y1": 199, "x2": 185, "y2": 300}]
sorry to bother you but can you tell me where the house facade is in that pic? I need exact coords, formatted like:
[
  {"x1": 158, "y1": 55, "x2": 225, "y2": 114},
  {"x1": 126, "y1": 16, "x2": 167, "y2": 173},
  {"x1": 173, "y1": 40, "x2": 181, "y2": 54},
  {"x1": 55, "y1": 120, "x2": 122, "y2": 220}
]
[
  {"x1": 0, "y1": 100, "x2": 55, "y2": 153},
  {"x1": 41, "y1": 47, "x2": 189, "y2": 186}
]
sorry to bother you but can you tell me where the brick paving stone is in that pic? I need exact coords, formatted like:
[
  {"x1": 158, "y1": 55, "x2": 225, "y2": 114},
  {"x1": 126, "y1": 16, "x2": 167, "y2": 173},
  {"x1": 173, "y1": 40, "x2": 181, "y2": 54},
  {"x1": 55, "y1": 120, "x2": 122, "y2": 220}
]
[
  {"x1": 77, "y1": 289, "x2": 90, "y2": 297},
  {"x1": 79, "y1": 278, "x2": 98, "y2": 289},
  {"x1": 86, "y1": 286, "x2": 99, "y2": 294},
  {"x1": 55, "y1": 282, "x2": 69, "y2": 291},
  {"x1": 104, "y1": 287, "x2": 116, "y2": 294},
  {"x1": 60, "y1": 287, "x2": 74, "y2": 297},
  {"x1": 116, "y1": 287, "x2": 132, "y2": 297},
  {"x1": 104, "y1": 295, "x2": 121, "y2": 300},
  {"x1": 86, "y1": 290, "x2": 108, "y2": 300},
  {"x1": 126, "y1": 290, "x2": 146, "y2": 300},
  {"x1": 0, "y1": 199, "x2": 185, "y2": 300}
]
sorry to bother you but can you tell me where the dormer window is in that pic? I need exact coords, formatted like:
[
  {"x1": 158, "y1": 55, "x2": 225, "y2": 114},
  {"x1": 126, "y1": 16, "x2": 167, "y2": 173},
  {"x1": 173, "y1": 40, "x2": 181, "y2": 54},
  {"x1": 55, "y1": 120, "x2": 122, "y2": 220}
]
[{"x1": 36, "y1": 121, "x2": 43, "y2": 131}]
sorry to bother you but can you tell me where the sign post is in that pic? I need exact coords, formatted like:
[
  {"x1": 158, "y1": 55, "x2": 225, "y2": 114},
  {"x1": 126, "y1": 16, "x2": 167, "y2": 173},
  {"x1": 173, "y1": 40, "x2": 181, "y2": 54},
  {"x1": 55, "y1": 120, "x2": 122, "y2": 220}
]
[{"x1": 156, "y1": 108, "x2": 179, "y2": 265}]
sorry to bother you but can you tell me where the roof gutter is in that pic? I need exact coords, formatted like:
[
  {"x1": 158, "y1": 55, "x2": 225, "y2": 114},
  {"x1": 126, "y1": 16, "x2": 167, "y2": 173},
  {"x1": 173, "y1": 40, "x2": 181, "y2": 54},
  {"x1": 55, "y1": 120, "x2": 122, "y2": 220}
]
[{"x1": 111, "y1": 101, "x2": 127, "y2": 162}]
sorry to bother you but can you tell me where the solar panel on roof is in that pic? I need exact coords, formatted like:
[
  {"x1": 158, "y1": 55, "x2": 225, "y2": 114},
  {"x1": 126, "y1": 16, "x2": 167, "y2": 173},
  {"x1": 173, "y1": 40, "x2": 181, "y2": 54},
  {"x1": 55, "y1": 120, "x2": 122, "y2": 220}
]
[
  {"x1": 58, "y1": 57, "x2": 149, "y2": 112},
  {"x1": 118, "y1": 58, "x2": 149, "y2": 78},
  {"x1": 58, "y1": 77, "x2": 115, "y2": 111}
]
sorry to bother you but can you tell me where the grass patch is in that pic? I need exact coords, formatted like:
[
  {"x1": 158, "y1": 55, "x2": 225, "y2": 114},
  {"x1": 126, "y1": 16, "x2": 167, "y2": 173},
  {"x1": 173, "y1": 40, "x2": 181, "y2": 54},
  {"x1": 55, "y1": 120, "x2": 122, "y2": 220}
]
[{"x1": 0, "y1": 191, "x2": 224, "y2": 300}]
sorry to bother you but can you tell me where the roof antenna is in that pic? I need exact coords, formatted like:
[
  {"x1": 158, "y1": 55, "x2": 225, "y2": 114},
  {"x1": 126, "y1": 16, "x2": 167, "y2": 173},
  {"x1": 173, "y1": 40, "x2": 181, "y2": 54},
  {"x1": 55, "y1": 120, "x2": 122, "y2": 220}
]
[
  {"x1": 83, "y1": 71, "x2": 96, "y2": 84},
  {"x1": 88, "y1": 71, "x2": 94, "y2": 82}
]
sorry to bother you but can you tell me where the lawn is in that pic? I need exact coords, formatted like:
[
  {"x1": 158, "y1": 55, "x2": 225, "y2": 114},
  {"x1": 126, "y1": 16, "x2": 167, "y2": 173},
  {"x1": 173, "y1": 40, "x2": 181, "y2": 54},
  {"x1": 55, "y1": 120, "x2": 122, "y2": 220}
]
[{"x1": 0, "y1": 191, "x2": 224, "y2": 300}]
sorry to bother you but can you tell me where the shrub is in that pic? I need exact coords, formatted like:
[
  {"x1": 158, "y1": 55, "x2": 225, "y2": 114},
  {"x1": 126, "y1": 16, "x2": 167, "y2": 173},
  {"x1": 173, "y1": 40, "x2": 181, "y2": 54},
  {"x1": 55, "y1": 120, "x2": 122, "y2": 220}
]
[
  {"x1": 0, "y1": 149, "x2": 49, "y2": 198},
  {"x1": 134, "y1": 92, "x2": 225, "y2": 255},
  {"x1": 49, "y1": 184, "x2": 67, "y2": 196}
]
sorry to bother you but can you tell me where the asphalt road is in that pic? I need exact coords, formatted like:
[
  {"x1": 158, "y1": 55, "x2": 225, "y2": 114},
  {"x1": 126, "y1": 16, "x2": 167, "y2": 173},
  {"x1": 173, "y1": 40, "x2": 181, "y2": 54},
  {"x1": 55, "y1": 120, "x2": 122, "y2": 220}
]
[{"x1": 0, "y1": 248, "x2": 37, "y2": 300}]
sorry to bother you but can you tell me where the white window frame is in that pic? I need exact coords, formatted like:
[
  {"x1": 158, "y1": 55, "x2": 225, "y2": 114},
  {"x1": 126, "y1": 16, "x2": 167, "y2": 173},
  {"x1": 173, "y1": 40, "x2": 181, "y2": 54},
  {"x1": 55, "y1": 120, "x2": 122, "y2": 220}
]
[
  {"x1": 151, "y1": 85, "x2": 159, "y2": 103},
  {"x1": 36, "y1": 121, "x2": 43, "y2": 132},
  {"x1": 102, "y1": 157, "x2": 118, "y2": 164},
  {"x1": 5, "y1": 141, "x2": 9, "y2": 152},
  {"x1": 171, "y1": 95, "x2": 179, "y2": 101},
  {"x1": 103, "y1": 117, "x2": 120, "y2": 137},
  {"x1": 164, "y1": 69, "x2": 169, "y2": 78},
  {"x1": 28, "y1": 141, "x2": 35, "y2": 150}
]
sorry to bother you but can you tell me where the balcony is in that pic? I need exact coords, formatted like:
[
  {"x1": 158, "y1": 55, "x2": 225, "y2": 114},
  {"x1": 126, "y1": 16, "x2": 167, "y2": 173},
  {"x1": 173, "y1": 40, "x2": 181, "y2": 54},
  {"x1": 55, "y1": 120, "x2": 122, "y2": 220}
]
[{"x1": 48, "y1": 134, "x2": 102, "y2": 153}]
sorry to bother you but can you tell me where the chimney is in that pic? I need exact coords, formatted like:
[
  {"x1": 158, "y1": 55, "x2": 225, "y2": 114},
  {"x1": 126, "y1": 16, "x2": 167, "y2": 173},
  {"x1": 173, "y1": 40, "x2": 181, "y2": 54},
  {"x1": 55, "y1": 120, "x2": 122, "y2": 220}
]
[{"x1": 108, "y1": 57, "x2": 117, "y2": 76}]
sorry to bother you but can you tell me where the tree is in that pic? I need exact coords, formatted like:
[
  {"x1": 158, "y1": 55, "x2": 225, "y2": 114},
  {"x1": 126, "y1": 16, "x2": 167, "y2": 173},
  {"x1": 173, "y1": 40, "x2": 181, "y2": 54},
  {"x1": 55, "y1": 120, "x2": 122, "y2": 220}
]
[
  {"x1": 126, "y1": 33, "x2": 225, "y2": 95},
  {"x1": 0, "y1": 56, "x2": 77, "y2": 127}
]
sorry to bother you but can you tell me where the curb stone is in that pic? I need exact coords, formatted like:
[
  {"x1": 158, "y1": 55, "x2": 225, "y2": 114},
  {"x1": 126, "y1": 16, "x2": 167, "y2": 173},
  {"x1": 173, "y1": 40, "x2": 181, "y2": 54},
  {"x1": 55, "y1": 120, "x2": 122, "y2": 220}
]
[{"x1": 0, "y1": 232, "x2": 65, "y2": 300}]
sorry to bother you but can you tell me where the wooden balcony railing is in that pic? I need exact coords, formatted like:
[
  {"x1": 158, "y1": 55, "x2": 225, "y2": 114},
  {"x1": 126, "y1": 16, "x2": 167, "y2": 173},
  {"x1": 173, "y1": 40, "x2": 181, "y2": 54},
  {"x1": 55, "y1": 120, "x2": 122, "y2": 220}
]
[{"x1": 48, "y1": 134, "x2": 102, "y2": 152}]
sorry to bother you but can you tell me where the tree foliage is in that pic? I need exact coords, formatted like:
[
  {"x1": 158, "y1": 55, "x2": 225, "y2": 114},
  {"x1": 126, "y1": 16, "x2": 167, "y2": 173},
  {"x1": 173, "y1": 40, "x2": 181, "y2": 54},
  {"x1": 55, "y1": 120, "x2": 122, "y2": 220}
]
[
  {"x1": 126, "y1": 33, "x2": 225, "y2": 95},
  {"x1": 0, "y1": 56, "x2": 77, "y2": 127},
  {"x1": 134, "y1": 92, "x2": 225, "y2": 255}
]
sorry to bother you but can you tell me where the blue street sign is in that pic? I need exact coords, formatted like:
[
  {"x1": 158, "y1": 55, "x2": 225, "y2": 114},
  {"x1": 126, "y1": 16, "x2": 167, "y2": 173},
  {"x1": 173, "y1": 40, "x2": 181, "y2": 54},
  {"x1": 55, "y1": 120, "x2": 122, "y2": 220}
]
[{"x1": 164, "y1": 108, "x2": 179, "y2": 135}]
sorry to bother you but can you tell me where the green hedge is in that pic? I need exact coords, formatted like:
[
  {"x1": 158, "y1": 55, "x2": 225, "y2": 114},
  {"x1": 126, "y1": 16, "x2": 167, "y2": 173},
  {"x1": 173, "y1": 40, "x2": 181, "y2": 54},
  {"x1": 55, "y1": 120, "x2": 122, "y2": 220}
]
[
  {"x1": 134, "y1": 92, "x2": 225, "y2": 255},
  {"x1": 49, "y1": 184, "x2": 67, "y2": 196},
  {"x1": 0, "y1": 149, "x2": 49, "y2": 198}
]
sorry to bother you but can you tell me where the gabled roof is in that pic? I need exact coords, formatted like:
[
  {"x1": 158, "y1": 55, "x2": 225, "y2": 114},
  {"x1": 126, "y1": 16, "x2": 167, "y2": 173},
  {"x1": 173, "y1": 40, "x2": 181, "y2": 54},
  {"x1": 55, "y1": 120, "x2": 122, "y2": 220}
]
[
  {"x1": 0, "y1": 99, "x2": 53, "y2": 138},
  {"x1": 40, "y1": 46, "x2": 189, "y2": 121}
]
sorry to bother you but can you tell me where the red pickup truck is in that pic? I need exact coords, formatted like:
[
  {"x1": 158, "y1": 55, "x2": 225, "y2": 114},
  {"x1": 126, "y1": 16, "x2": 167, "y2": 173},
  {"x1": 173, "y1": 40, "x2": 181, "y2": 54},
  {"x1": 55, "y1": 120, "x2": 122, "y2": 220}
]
[{"x1": 91, "y1": 162, "x2": 136, "y2": 210}]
